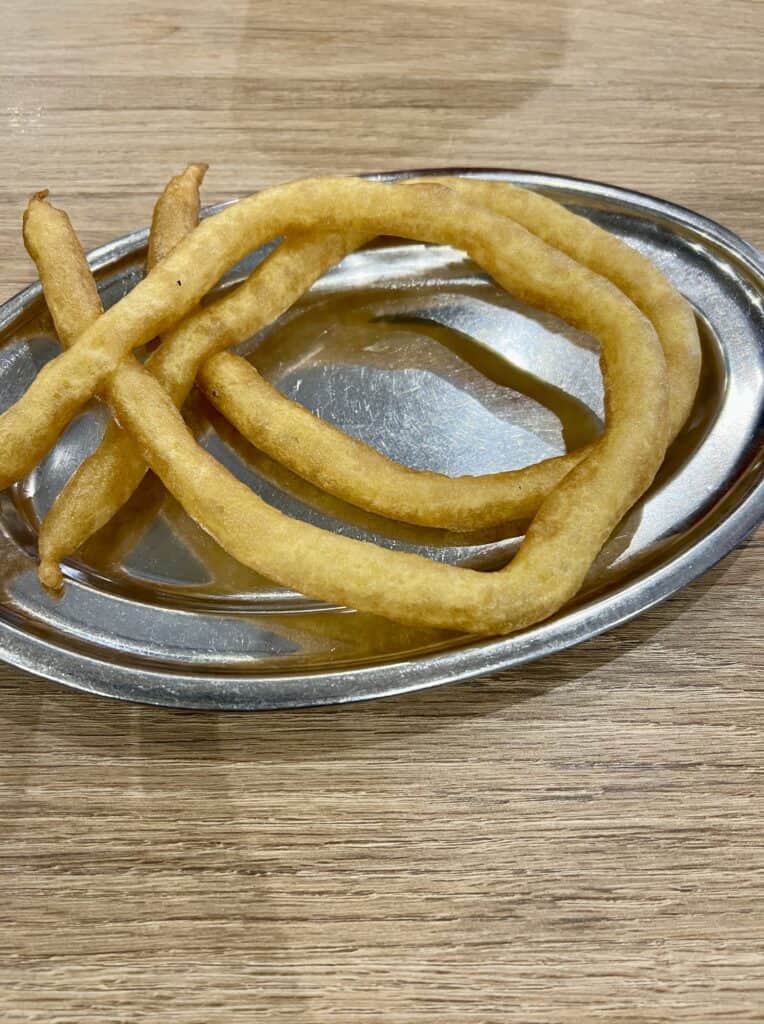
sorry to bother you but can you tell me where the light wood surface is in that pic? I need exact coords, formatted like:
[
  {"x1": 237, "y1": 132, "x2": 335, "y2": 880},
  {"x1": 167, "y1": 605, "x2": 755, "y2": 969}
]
[{"x1": 1, "y1": 2, "x2": 763, "y2": 1021}]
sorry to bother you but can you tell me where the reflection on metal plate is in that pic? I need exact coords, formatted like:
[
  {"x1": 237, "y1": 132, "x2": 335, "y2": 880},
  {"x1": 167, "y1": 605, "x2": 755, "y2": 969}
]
[{"x1": 0, "y1": 170, "x2": 761, "y2": 709}]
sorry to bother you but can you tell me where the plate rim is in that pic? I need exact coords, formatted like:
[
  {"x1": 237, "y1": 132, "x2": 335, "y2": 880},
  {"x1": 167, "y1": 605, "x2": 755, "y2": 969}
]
[{"x1": 0, "y1": 168, "x2": 762, "y2": 711}]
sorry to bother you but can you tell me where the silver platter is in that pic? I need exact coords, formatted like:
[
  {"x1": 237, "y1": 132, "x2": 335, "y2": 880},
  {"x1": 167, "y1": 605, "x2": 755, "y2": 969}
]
[{"x1": 0, "y1": 170, "x2": 762, "y2": 710}]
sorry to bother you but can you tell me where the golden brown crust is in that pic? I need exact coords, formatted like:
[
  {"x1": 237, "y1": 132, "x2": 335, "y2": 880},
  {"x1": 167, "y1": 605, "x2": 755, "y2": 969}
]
[
  {"x1": 147, "y1": 163, "x2": 207, "y2": 269},
  {"x1": 23, "y1": 167, "x2": 206, "y2": 586},
  {"x1": 34, "y1": 176, "x2": 699, "y2": 577},
  {"x1": 23, "y1": 176, "x2": 671, "y2": 632}
]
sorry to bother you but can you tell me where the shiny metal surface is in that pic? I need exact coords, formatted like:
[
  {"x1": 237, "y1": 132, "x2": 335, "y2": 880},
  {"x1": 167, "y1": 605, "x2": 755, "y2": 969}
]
[{"x1": 0, "y1": 170, "x2": 762, "y2": 709}]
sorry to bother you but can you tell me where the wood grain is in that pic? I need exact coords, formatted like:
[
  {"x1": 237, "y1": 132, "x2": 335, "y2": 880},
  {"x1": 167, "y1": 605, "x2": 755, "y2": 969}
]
[{"x1": 1, "y1": 1, "x2": 763, "y2": 1021}]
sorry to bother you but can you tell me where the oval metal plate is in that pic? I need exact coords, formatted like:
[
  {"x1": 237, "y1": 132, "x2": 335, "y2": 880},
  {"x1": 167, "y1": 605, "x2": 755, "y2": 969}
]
[{"x1": 0, "y1": 170, "x2": 762, "y2": 709}]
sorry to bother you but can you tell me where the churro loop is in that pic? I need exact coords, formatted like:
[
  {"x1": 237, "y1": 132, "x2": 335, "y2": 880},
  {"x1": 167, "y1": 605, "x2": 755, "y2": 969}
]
[
  {"x1": 21, "y1": 175, "x2": 672, "y2": 632},
  {"x1": 33, "y1": 176, "x2": 699, "y2": 584}
]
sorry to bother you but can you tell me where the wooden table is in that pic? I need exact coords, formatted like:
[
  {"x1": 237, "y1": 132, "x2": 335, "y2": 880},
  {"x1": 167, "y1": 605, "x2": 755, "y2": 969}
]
[{"x1": 2, "y1": 2, "x2": 762, "y2": 1020}]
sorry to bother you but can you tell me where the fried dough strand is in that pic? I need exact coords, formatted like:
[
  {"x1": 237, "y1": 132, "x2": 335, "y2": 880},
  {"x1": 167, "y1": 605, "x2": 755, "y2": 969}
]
[
  {"x1": 34, "y1": 177, "x2": 699, "y2": 584},
  {"x1": 26, "y1": 176, "x2": 669, "y2": 632}
]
